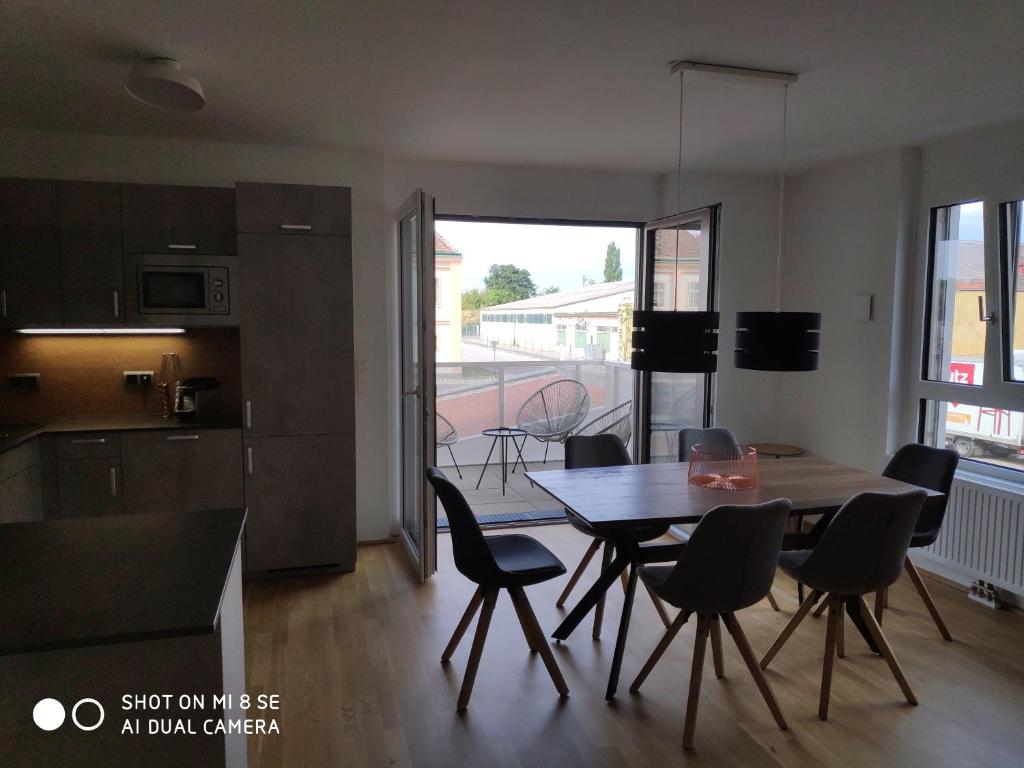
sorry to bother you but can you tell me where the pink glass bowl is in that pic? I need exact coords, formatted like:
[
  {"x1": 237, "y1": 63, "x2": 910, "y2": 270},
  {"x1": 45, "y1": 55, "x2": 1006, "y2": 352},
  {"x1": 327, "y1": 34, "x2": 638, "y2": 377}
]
[{"x1": 687, "y1": 444, "x2": 759, "y2": 490}]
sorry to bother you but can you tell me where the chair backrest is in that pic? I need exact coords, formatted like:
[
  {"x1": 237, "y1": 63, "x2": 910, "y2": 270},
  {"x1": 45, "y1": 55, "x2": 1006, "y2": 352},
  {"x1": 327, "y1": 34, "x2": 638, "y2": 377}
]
[
  {"x1": 575, "y1": 400, "x2": 632, "y2": 446},
  {"x1": 797, "y1": 490, "x2": 926, "y2": 595},
  {"x1": 436, "y1": 412, "x2": 457, "y2": 445},
  {"x1": 678, "y1": 426, "x2": 740, "y2": 462},
  {"x1": 882, "y1": 443, "x2": 958, "y2": 543},
  {"x1": 565, "y1": 434, "x2": 631, "y2": 470},
  {"x1": 516, "y1": 379, "x2": 591, "y2": 438},
  {"x1": 658, "y1": 499, "x2": 791, "y2": 613},
  {"x1": 426, "y1": 467, "x2": 500, "y2": 584}
]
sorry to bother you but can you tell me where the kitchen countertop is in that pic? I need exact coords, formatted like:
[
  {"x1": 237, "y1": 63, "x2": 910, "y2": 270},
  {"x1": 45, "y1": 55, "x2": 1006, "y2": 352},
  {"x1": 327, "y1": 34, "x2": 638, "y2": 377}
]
[
  {"x1": 0, "y1": 413, "x2": 243, "y2": 454},
  {"x1": 0, "y1": 508, "x2": 246, "y2": 655}
]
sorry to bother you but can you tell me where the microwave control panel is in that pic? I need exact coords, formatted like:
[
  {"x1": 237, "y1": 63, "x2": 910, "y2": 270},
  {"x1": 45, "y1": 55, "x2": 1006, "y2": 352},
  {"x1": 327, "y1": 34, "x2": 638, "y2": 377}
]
[{"x1": 209, "y1": 267, "x2": 230, "y2": 314}]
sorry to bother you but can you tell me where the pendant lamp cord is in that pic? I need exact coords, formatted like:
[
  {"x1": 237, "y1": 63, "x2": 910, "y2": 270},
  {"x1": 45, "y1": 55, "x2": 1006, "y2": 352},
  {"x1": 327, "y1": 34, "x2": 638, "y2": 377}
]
[
  {"x1": 775, "y1": 83, "x2": 789, "y2": 313},
  {"x1": 674, "y1": 69, "x2": 684, "y2": 313}
]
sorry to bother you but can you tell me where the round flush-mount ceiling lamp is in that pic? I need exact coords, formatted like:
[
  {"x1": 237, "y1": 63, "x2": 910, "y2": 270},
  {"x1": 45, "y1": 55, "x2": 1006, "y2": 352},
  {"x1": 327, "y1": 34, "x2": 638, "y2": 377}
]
[{"x1": 124, "y1": 58, "x2": 205, "y2": 111}]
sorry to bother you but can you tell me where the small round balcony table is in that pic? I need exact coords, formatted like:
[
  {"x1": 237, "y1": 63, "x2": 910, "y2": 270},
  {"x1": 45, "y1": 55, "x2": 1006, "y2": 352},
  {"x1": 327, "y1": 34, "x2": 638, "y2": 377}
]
[
  {"x1": 749, "y1": 442, "x2": 805, "y2": 459},
  {"x1": 476, "y1": 427, "x2": 530, "y2": 496}
]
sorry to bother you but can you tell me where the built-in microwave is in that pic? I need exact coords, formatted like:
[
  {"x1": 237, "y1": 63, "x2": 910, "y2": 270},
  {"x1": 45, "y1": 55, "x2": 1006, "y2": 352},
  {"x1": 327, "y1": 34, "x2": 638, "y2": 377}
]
[{"x1": 124, "y1": 254, "x2": 238, "y2": 326}]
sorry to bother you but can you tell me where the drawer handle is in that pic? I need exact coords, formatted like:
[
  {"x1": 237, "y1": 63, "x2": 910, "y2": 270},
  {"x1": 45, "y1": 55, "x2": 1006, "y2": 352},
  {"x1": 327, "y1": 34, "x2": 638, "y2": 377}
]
[
  {"x1": 1, "y1": 288, "x2": 6, "y2": 318},
  {"x1": 247, "y1": 446, "x2": 253, "y2": 475},
  {"x1": 279, "y1": 224, "x2": 312, "y2": 230},
  {"x1": 168, "y1": 244, "x2": 197, "y2": 250},
  {"x1": 166, "y1": 434, "x2": 200, "y2": 441},
  {"x1": 71, "y1": 438, "x2": 106, "y2": 445},
  {"x1": 113, "y1": 290, "x2": 119, "y2": 319},
  {"x1": 110, "y1": 467, "x2": 118, "y2": 497},
  {"x1": 245, "y1": 400, "x2": 252, "y2": 429}
]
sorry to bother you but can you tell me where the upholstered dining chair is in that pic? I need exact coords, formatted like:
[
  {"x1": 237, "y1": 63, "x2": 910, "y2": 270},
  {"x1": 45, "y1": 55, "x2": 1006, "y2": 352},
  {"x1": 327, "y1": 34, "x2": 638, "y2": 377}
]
[
  {"x1": 426, "y1": 467, "x2": 569, "y2": 710},
  {"x1": 760, "y1": 489, "x2": 927, "y2": 721},
  {"x1": 629, "y1": 499, "x2": 792, "y2": 751},
  {"x1": 556, "y1": 434, "x2": 673, "y2": 634}
]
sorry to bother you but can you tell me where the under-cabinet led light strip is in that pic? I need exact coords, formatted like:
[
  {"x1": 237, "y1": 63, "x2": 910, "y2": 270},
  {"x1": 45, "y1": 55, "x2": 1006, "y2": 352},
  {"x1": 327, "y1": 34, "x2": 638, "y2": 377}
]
[{"x1": 16, "y1": 328, "x2": 186, "y2": 335}]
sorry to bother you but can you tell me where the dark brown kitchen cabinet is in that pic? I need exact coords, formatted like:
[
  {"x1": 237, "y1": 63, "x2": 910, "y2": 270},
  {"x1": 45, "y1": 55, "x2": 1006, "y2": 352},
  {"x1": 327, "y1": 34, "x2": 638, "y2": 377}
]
[
  {"x1": 0, "y1": 439, "x2": 46, "y2": 524},
  {"x1": 122, "y1": 184, "x2": 236, "y2": 255},
  {"x1": 238, "y1": 233, "x2": 354, "y2": 436},
  {"x1": 120, "y1": 428, "x2": 243, "y2": 515},
  {"x1": 0, "y1": 178, "x2": 62, "y2": 328},
  {"x1": 236, "y1": 182, "x2": 351, "y2": 236},
  {"x1": 57, "y1": 459, "x2": 123, "y2": 519},
  {"x1": 243, "y1": 434, "x2": 355, "y2": 572},
  {"x1": 58, "y1": 181, "x2": 124, "y2": 325}
]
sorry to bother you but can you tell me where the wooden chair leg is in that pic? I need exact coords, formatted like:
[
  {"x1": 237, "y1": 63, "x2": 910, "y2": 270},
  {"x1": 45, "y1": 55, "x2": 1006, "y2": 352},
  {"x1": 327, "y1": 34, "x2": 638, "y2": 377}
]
[
  {"x1": 619, "y1": 568, "x2": 629, "y2": 592},
  {"x1": 819, "y1": 596, "x2": 840, "y2": 721},
  {"x1": 721, "y1": 613, "x2": 788, "y2": 732},
  {"x1": 813, "y1": 598, "x2": 829, "y2": 618},
  {"x1": 874, "y1": 589, "x2": 885, "y2": 624},
  {"x1": 645, "y1": 584, "x2": 674, "y2": 628},
  {"x1": 904, "y1": 557, "x2": 953, "y2": 641},
  {"x1": 630, "y1": 610, "x2": 688, "y2": 693},
  {"x1": 884, "y1": 585, "x2": 890, "y2": 608},
  {"x1": 510, "y1": 586, "x2": 540, "y2": 654},
  {"x1": 857, "y1": 596, "x2": 918, "y2": 705},
  {"x1": 442, "y1": 587, "x2": 483, "y2": 662},
  {"x1": 457, "y1": 589, "x2": 498, "y2": 710},
  {"x1": 683, "y1": 615, "x2": 711, "y2": 751},
  {"x1": 710, "y1": 615, "x2": 725, "y2": 678},
  {"x1": 836, "y1": 607, "x2": 845, "y2": 659},
  {"x1": 592, "y1": 541, "x2": 614, "y2": 640},
  {"x1": 556, "y1": 538, "x2": 601, "y2": 608},
  {"x1": 766, "y1": 591, "x2": 781, "y2": 611},
  {"x1": 761, "y1": 590, "x2": 820, "y2": 669},
  {"x1": 510, "y1": 587, "x2": 569, "y2": 698}
]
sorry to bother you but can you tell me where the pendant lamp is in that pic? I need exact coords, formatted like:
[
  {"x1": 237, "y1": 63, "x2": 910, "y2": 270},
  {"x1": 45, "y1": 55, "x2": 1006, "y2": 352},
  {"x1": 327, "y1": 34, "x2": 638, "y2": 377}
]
[
  {"x1": 631, "y1": 66, "x2": 719, "y2": 373},
  {"x1": 734, "y1": 75, "x2": 821, "y2": 371}
]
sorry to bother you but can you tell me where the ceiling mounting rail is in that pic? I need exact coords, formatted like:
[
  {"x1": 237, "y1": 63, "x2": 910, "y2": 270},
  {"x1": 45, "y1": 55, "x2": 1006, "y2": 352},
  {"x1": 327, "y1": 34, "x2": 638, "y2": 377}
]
[{"x1": 669, "y1": 60, "x2": 799, "y2": 84}]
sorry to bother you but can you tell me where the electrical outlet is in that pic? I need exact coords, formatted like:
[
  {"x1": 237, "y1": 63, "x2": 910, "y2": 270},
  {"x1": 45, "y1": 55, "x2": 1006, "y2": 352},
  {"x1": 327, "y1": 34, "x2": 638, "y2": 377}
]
[{"x1": 124, "y1": 370, "x2": 154, "y2": 387}]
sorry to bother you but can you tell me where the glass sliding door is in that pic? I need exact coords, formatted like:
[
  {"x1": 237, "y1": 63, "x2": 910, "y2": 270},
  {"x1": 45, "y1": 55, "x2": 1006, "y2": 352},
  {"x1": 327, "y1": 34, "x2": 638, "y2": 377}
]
[
  {"x1": 397, "y1": 189, "x2": 437, "y2": 580},
  {"x1": 636, "y1": 206, "x2": 719, "y2": 462}
]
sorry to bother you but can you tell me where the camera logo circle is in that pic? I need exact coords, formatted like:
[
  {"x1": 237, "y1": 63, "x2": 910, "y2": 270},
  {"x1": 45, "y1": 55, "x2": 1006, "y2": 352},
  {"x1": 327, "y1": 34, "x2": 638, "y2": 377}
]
[{"x1": 33, "y1": 698, "x2": 105, "y2": 731}]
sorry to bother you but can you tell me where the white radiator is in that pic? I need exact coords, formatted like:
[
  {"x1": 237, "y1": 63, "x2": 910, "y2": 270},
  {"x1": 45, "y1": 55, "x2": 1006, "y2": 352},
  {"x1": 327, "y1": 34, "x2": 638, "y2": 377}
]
[{"x1": 916, "y1": 474, "x2": 1024, "y2": 599}]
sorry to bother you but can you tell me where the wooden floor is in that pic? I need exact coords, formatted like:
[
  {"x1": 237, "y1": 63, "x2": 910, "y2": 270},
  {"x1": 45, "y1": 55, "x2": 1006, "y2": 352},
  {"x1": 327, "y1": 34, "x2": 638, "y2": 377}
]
[{"x1": 243, "y1": 525, "x2": 1024, "y2": 767}]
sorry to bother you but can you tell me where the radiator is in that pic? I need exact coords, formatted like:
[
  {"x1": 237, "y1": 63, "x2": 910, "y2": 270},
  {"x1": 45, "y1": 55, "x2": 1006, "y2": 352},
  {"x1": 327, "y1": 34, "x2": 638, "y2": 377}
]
[{"x1": 917, "y1": 475, "x2": 1024, "y2": 597}]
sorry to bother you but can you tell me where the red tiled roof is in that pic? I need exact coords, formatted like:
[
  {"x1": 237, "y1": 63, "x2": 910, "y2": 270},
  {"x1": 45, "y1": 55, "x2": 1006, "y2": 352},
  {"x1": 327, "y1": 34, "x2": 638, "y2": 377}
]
[{"x1": 435, "y1": 232, "x2": 461, "y2": 255}]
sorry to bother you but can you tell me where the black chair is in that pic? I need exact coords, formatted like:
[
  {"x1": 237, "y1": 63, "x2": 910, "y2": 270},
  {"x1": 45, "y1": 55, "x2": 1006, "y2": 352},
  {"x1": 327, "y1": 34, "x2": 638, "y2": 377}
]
[
  {"x1": 760, "y1": 490, "x2": 927, "y2": 721},
  {"x1": 629, "y1": 499, "x2": 792, "y2": 751},
  {"x1": 877, "y1": 443, "x2": 959, "y2": 639},
  {"x1": 677, "y1": 426, "x2": 741, "y2": 461},
  {"x1": 556, "y1": 434, "x2": 673, "y2": 633},
  {"x1": 426, "y1": 467, "x2": 569, "y2": 710}
]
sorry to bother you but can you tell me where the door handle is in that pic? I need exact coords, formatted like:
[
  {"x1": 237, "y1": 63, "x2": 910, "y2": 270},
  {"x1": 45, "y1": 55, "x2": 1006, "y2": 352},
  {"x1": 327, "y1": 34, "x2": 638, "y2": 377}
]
[
  {"x1": 168, "y1": 244, "x2": 197, "y2": 250},
  {"x1": 113, "y1": 290, "x2": 119, "y2": 319},
  {"x1": 247, "y1": 446, "x2": 253, "y2": 475},
  {"x1": 279, "y1": 224, "x2": 312, "y2": 231},
  {"x1": 402, "y1": 389, "x2": 420, "y2": 397},
  {"x1": 166, "y1": 434, "x2": 200, "y2": 441},
  {"x1": 978, "y1": 295, "x2": 995, "y2": 323},
  {"x1": 245, "y1": 400, "x2": 252, "y2": 429},
  {"x1": 71, "y1": 438, "x2": 106, "y2": 445},
  {"x1": 110, "y1": 467, "x2": 118, "y2": 497},
  {"x1": 1, "y1": 289, "x2": 6, "y2": 318}
]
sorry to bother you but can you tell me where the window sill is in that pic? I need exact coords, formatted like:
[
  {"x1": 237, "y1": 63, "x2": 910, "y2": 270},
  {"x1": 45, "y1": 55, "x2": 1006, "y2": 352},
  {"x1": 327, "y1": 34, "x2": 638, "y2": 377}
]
[{"x1": 953, "y1": 461, "x2": 1024, "y2": 496}]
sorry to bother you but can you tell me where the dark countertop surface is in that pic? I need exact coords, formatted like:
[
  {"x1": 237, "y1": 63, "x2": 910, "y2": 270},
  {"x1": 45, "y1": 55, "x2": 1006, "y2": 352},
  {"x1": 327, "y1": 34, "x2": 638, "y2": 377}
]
[
  {"x1": 0, "y1": 509, "x2": 246, "y2": 656},
  {"x1": 0, "y1": 414, "x2": 243, "y2": 454}
]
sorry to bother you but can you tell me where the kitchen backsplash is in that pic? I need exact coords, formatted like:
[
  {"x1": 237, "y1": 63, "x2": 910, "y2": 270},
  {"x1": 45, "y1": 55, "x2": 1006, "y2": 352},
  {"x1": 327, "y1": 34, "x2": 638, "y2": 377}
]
[{"x1": 0, "y1": 329, "x2": 241, "y2": 423}]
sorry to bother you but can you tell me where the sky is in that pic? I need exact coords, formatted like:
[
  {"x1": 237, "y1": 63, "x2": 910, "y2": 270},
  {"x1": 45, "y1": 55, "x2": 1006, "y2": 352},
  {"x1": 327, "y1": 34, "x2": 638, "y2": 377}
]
[
  {"x1": 435, "y1": 220, "x2": 638, "y2": 293},
  {"x1": 956, "y1": 201, "x2": 984, "y2": 240}
]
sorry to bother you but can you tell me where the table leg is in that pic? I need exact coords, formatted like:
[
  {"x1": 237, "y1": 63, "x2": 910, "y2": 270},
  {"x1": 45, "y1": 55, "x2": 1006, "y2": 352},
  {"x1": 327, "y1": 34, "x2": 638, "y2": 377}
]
[
  {"x1": 500, "y1": 436, "x2": 507, "y2": 496},
  {"x1": 509, "y1": 436, "x2": 530, "y2": 475},
  {"x1": 552, "y1": 546, "x2": 632, "y2": 641},
  {"x1": 606, "y1": 559, "x2": 639, "y2": 700},
  {"x1": 844, "y1": 595, "x2": 879, "y2": 655},
  {"x1": 476, "y1": 436, "x2": 499, "y2": 490}
]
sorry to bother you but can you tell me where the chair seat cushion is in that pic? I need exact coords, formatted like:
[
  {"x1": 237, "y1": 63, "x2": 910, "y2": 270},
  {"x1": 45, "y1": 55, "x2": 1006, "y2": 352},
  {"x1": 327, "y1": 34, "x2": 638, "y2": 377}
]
[
  {"x1": 910, "y1": 530, "x2": 939, "y2": 549},
  {"x1": 637, "y1": 564, "x2": 674, "y2": 593},
  {"x1": 778, "y1": 549, "x2": 813, "y2": 581},
  {"x1": 486, "y1": 534, "x2": 566, "y2": 586}
]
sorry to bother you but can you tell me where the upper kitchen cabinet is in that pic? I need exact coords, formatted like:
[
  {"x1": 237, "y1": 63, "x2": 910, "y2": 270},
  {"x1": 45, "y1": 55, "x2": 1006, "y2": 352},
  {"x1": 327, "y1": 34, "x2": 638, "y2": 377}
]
[
  {"x1": 236, "y1": 182, "x2": 351, "y2": 236},
  {"x1": 0, "y1": 178, "x2": 62, "y2": 328},
  {"x1": 122, "y1": 184, "x2": 236, "y2": 255},
  {"x1": 58, "y1": 181, "x2": 125, "y2": 325}
]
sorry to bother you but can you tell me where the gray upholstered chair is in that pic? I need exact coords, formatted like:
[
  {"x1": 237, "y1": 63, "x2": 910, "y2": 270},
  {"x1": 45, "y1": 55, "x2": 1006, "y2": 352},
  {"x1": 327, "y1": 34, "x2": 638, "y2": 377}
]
[
  {"x1": 574, "y1": 400, "x2": 632, "y2": 447},
  {"x1": 760, "y1": 489, "x2": 927, "y2": 721},
  {"x1": 516, "y1": 379, "x2": 590, "y2": 462},
  {"x1": 630, "y1": 499, "x2": 792, "y2": 751},
  {"x1": 677, "y1": 426, "x2": 741, "y2": 461},
  {"x1": 436, "y1": 412, "x2": 462, "y2": 479},
  {"x1": 556, "y1": 434, "x2": 673, "y2": 634},
  {"x1": 426, "y1": 467, "x2": 569, "y2": 710}
]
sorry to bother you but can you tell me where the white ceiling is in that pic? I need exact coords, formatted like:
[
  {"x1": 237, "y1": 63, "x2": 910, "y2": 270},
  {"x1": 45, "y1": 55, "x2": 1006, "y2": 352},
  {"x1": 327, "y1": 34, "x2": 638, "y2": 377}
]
[{"x1": 1, "y1": 1, "x2": 1023, "y2": 173}]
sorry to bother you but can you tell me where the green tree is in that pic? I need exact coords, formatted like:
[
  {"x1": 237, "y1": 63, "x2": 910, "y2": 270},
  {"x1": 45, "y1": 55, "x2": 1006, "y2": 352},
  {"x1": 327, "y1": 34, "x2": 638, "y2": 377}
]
[
  {"x1": 482, "y1": 264, "x2": 536, "y2": 306},
  {"x1": 604, "y1": 241, "x2": 623, "y2": 282},
  {"x1": 582, "y1": 275, "x2": 596, "y2": 286},
  {"x1": 541, "y1": 285, "x2": 560, "y2": 295},
  {"x1": 461, "y1": 288, "x2": 482, "y2": 311}
]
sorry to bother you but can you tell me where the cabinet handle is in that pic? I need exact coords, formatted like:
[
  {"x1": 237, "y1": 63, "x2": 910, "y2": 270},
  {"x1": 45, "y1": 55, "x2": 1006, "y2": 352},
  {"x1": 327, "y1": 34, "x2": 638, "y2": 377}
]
[
  {"x1": 110, "y1": 467, "x2": 118, "y2": 497},
  {"x1": 71, "y1": 437, "x2": 106, "y2": 445},
  {"x1": 245, "y1": 400, "x2": 252, "y2": 429},
  {"x1": 247, "y1": 446, "x2": 254, "y2": 475},
  {"x1": 1, "y1": 289, "x2": 6, "y2": 318},
  {"x1": 168, "y1": 244, "x2": 197, "y2": 250},
  {"x1": 113, "y1": 290, "x2": 119, "y2": 319},
  {"x1": 279, "y1": 224, "x2": 312, "y2": 230},
  {"x1": 166, "y1": 434, "x2": 200, "y2": 441}
]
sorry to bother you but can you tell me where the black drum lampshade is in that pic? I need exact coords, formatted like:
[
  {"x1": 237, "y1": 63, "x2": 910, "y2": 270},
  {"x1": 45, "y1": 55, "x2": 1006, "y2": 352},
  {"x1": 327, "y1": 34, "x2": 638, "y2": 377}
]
[
  {"x1": 631, "y1": 310, "x2": 719, "y2": 373},
  {"x1": 734, "y1": 311, "x2": 821, "y2": 371}
]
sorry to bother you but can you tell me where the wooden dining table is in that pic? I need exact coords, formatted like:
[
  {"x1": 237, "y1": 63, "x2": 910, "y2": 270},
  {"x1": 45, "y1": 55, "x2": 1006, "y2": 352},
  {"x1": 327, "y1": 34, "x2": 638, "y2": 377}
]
[{"x1": 526, "y1": 456, "x2": 943, "y2": 700}]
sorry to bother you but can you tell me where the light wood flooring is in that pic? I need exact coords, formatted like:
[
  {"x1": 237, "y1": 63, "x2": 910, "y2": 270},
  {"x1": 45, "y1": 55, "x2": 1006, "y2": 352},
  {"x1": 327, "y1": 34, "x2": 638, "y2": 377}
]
[{"x1": 243, "y1": 524, "x2": 1024, "y2": 767}]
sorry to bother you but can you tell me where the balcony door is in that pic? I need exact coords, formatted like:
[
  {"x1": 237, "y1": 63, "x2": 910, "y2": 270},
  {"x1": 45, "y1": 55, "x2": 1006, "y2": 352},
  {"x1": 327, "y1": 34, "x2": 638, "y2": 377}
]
[
  {"x1": 397, "y1": 189, "x2": 437, "y2": 581},
  {"x1": 635, "y1": 206, "x2": 719, "y2": 462}
]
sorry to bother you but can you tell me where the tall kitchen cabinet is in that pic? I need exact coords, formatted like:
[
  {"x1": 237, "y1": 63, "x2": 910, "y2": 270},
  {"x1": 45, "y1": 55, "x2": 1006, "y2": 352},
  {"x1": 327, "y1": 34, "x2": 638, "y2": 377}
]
[
  {"x1": 0, "y1": 179, "x2": 62, "y2": 327},
  {"x1": 236, "y1": 183, "x2": 356, "y2": 573}
]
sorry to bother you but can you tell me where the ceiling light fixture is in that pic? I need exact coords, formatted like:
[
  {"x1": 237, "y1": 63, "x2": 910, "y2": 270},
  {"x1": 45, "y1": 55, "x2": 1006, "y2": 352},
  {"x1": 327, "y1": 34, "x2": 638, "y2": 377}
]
[
  {"x1": 16, "y1": 328, "x2": 186, "y2": 335},
  {"x1": 124, "y1": 58, "x2": 206, "y2": 112}
]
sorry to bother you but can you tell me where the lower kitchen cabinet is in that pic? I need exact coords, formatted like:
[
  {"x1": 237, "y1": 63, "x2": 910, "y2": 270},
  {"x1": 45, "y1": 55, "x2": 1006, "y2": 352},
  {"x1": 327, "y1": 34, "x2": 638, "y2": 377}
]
[
  {"x1": 243, "y1": 433, "x2": 355, "y2": 572},
  {"x1": 58, "y1": 458, "x2": 122, "y2": 519},
  {"x1": 0, "y1": 439, "x2": 46, "y2": 524},
  {"x1": 121, "y1": 428, "x2": 243, "y2": 515}
]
